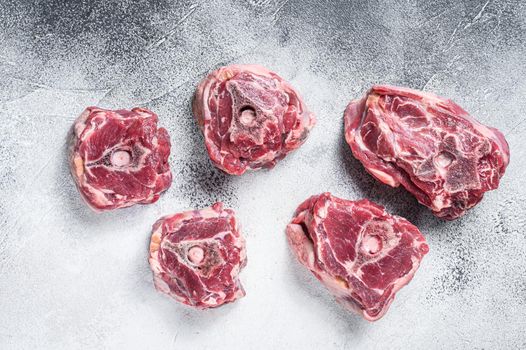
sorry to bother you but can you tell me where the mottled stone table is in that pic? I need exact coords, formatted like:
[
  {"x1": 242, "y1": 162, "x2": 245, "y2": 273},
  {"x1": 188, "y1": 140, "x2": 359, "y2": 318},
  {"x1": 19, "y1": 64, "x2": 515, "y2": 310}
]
[{"x1": 1, "y1": 1, "x2": 524, "y2": 348}]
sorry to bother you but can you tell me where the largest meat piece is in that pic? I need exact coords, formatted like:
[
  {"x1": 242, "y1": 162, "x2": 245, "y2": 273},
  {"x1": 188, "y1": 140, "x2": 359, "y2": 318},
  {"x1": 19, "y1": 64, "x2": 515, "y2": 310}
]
[
  {"x1": 149, "y1": 203, "x2": 247, "y2": 308},
  {"x1": 193, "y1": 64, "x2": 316, "y2": 175},
  {"x1": 344, "y1": 85, "x2": 510, "y2": 220},
  {"x1": 286, "y1": 193, "x2": 429, "y2": 321},
  {"x1": 69, "y1": 107, "x2": 172, "y2": 211}
]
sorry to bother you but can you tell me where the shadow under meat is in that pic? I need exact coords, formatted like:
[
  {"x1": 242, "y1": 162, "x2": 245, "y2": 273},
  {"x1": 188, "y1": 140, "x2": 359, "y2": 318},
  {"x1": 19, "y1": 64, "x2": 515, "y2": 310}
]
[
  {"x1": 284, "y1": 242, "x2": 370, "y2": 336},
  {"x1": 171, "y1": 94, "x2": 238, "y2": 209}
]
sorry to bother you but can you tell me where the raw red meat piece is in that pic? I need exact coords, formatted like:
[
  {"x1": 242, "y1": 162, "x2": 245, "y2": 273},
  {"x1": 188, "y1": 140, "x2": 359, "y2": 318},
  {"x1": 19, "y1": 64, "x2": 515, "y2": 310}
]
[
  {"x1": 286, "y1": 193, "x2": 429, "y2": 321},
  {"x1": 69, "y1": 107, "x2": 172, "y2": 211},
  {"x1": 149, "y1": 203, "x2": 247, "y2": 308},
  {"x1": 344, "y1": 85, "x2": 510, "y2": 220},
  {"x1": 193, "y1": 64, "x2": 316, "y2": 175}
]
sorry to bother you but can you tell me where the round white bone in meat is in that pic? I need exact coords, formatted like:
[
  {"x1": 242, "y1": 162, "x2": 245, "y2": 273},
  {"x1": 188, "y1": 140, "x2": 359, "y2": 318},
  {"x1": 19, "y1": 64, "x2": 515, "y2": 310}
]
[
  {"x1": 193, "y1": 64, "x2": 316, "y2": 175},
  {"x1": 149, "y1": 203, "x2": 247, "y2": 309},
  {"x1": 69, "y1": 107, "x2": 172, "y2": 211}
]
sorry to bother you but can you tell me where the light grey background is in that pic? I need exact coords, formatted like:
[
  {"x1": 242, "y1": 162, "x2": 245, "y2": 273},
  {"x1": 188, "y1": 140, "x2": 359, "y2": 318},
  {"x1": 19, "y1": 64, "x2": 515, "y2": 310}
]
[{"x1": 1, "y1": 0, "x2": 525, "y2": 349}]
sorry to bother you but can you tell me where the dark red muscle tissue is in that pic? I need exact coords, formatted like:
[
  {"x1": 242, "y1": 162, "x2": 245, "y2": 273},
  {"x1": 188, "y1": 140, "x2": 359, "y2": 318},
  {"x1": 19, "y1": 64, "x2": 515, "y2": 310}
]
[
  {"x1": 69, "y1": 107, "x2": 172, "y2": 211},
  {"x1": 193, "y1": 64, "x2": 316, "y2": 175},
  {"x1": 149, "y1": 203, "x2": 247, "y2": 308},
  {"x1": 287, "y1": 193, "x2": 429, "y2": 321},
  {"x1": 344, "y1": 85, "x2": 510, "y2": 220}
]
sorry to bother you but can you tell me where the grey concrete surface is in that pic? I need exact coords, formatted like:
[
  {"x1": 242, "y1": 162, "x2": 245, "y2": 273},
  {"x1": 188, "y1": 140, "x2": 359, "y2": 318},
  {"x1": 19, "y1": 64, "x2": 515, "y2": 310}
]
[{"x1": 0, "y1": 0, "x2": 525, "y2": 349}]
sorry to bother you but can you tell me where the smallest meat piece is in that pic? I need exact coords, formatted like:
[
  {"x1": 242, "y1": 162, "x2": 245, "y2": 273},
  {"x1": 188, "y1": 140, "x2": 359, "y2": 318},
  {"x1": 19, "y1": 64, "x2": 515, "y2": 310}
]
[
  {"x1": 286, "y1": 193, "x2": 429, "y2": 321},
  {"x1": 149, "y1": 203, "x2": 247, "y2": 308},
  {"x1": 69, "y1": 107, "x2": 172, "y2": 211}
]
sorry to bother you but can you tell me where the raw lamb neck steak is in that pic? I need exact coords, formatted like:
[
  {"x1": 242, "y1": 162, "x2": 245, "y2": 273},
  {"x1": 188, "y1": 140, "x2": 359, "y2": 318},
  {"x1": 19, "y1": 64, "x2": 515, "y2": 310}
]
[
  {"x1": 69, "y1": 107, "x2": 172, "y2": 211},
  {"x1": 193, "y1": 64, "x2": 316, "y2": 175},
  {"x1": 149, "y1": 203, "x2": 247, "y2": 308},
  {"x1": 344, "y1": 85, "x2": 510, "y2": 220},
  {"x1": 286, "y1": 193, "x2": 429, "y2": 321}
]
